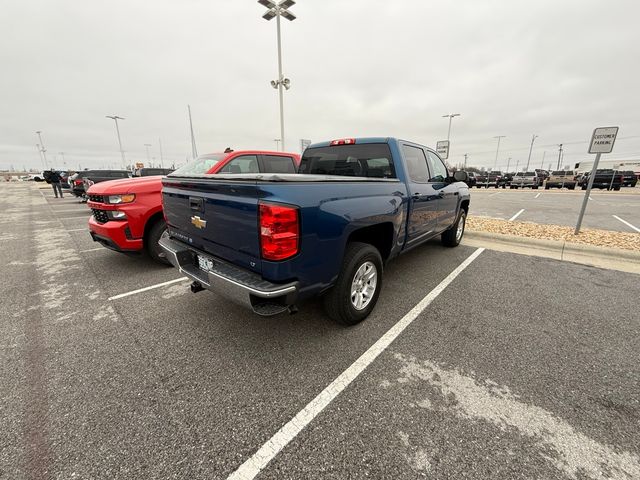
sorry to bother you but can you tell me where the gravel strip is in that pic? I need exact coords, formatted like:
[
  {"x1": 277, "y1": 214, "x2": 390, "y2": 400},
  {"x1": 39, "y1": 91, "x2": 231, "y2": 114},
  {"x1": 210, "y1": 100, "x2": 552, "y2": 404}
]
[{"x1": 467, "y1": 216, "x2": 640, "y2": 252}]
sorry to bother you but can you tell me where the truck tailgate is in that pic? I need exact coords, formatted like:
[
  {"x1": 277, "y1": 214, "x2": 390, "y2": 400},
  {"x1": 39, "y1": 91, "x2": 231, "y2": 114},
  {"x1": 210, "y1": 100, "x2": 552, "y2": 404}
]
[{"x1": 162, "y1": 177, "x2": 262, "y2": 274}]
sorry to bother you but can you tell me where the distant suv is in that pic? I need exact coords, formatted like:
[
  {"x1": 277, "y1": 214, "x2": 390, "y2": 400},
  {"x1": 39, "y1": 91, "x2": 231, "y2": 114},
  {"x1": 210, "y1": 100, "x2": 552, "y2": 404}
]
[
  {"x1": 87, "y1": 151, "x2": 300, "y2": 263},
  {"x1": 464, "y1": 172, "x2": 477, "y2": 187},
  {"x1": 545, "y1": 171, "x2": 576, "y2": 190},
  {"x1": 580, "y1": 169, "x2": 623, "y2": 191},
  {"x1": 476, "y1": 171, "x2": 501, "y2": 188},
  {"x1": 510, "y1": 171, "x2": 540, "y2": 189}
]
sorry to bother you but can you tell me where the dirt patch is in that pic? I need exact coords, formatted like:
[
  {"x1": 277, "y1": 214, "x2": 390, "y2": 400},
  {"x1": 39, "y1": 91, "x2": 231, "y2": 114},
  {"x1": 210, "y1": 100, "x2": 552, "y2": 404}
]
[{"x1": 467, "y1": 216, "x2": 640, "y2": 252}]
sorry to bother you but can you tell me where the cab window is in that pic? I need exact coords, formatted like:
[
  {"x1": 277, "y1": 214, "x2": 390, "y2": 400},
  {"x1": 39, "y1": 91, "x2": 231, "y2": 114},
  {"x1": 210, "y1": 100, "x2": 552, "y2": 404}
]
[
  {"x1": 402, "y1": 145, "x2": 429, "y2": 183},
  {"x1": 218, "y1": 155, "x2": 259, "y2": 174}
]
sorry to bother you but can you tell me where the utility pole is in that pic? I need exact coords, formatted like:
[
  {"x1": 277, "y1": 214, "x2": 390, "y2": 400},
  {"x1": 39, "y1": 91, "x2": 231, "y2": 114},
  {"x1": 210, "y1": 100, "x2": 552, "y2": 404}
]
[
  {"x1": 274, "y1": 139, "x2": 281, "y2": 150},
  {"x1": 556, "y1": 144, "x2": 563, "y2": 170},
  {"x1": 36, "y1": 131, "x2": 48, "y2": 166},
  {"x1": 463, "y1": 153, "x2": 468, "y2": 169},
  {"x1": 489, "y1": 135, "x2": 505, "y2": 187},
  {"x1": 106, "y1": 116, "x2": 126, "y2": 169},
  {"x1": 506, "y1": 157, "x2": 512, "y2": 172},
  {"x1": 158, "y1": 138, "x2": 164, "y2": 168},
  {"x1": 540, "y1": 151, "x2": 546, "y2": 169},
  {"x1": 515, "y1": 159, "x2": 520, "y2": 173},
  {"x1": 188, "y1": 105, "x2": 198, "y2": 159},
  {"x1": 525, "y1": 134, "x2": 538, "y2": 171}
]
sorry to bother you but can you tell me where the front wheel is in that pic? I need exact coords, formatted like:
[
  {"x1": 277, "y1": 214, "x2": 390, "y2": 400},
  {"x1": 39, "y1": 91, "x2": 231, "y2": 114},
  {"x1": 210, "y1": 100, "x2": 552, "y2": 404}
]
[
  {"x1": 441, "y1": 210, "x2": 466, "y2": 248},
  {"x1": 146, "y1": 219, "x2": 171, "y2": 265},
  {"x1": 324, "y1": 242, "x2": 383, "y2": 325}
]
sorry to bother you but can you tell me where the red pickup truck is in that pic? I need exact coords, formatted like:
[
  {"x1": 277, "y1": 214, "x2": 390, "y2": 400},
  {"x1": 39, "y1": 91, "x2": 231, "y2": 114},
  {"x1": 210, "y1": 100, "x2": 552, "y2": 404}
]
[{"x1": 87, "y1": 150, "x2": 300, "y2": 263}]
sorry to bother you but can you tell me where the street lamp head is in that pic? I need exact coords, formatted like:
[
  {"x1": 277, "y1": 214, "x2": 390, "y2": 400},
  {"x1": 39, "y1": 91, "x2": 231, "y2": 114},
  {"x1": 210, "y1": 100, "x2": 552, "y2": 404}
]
[
  {"x1": 270, "y1": 80, "x2": 278, "y2": 89},
  {"x1": 282, "y1": 78, "x2": 291, "y2": 90},
  {"x1": 259, "y1": 0, "x2": 296, "y2": 21}
]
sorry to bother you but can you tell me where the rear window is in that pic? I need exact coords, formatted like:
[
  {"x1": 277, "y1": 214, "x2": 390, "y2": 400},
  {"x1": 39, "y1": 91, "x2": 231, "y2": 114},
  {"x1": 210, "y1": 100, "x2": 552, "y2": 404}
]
[
  {"x1": 108, "y1": 171, "x2": 129, "y2": 178},
  {"x1": 171, "y1": 154, "x2": 225, "y2": 176},
  {"x1": 299, "y1": 143, "x2": 396, "y2": 178},
  {"x1": 552, "y1": 171, "x2": 564, "y2": 175},
  {"x1": 262, "y1": 155, "x2": 296, "y2": 173}
]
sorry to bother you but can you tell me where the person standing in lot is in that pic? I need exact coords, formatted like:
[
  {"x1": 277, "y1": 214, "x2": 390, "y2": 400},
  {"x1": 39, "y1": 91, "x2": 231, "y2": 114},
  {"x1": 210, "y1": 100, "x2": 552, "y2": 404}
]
[{"x1": 49, "y1": 170, "x2": 63, "y2": 198}]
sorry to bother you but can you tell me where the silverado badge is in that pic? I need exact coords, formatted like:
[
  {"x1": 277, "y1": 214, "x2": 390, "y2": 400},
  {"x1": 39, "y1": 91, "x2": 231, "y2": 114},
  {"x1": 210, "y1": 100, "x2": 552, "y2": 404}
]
[{"x1": 191, "y1": 215, "x2": 207, "y2": 229}]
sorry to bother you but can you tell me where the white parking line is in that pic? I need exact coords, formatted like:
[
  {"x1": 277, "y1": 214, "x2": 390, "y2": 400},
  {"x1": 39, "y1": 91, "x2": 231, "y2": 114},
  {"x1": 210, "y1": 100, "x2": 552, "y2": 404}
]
[
  {"x1": 226, "y1": 247, "x2": 485, "y2": 480},
  {"x1": 108, "y1": 277, "x2": 190, "y2": 301},
  {"x1": 534, "y1": 192, "x2": 541, "y2": 199},
  {"x1": 488, "y1": 191, "x2": 501, "y2": 197},
  {"x1": 508, "y1": 209, "x2": 525, "y2": 221},
  {"x1": 79, "y1": 247, "x2": 105, "y2": 253},
  {"x1": 612, "y1": 215, "x2": 640, "y2": 233}
]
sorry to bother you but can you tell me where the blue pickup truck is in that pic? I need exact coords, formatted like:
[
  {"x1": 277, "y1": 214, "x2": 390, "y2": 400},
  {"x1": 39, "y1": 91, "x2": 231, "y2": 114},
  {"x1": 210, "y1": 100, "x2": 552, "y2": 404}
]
[{"x1": 159, "y1": 138, "x2": 470, "y2": 324}]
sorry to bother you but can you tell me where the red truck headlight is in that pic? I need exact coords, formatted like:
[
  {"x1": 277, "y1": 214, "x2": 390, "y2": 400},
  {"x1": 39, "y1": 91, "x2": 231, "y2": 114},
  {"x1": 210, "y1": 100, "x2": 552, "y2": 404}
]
[{"x1": 259, "y1": 202, "x2": 299, "y2": 261}]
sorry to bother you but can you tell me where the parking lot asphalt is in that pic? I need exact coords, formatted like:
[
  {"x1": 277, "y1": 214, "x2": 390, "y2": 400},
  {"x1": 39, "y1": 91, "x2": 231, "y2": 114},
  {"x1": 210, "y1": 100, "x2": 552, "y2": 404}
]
[
  {"x1": 2, "y1": 182, "x2": 639, "y2": 480},
  {"x1": 469, "y1": 187, "x2": 640, "y2": 233}
]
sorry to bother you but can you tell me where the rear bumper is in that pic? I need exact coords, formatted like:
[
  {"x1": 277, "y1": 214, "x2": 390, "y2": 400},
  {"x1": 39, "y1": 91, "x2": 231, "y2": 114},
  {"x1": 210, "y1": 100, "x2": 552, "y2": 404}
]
[
  {"x1": 88, "y1": 216, "x2": 143, "y2": 252},
  {"x1": 159, "y1": 235, "x2": 298, "y2": 312}
]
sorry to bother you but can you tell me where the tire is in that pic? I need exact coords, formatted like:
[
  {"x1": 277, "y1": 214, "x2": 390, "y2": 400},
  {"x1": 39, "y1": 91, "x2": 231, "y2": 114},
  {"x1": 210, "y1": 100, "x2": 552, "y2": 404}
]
[
  {"x1": 510, "y1": 185, "x2": 514, "y2": 189},
  {"x1": 146, "y1": 219, "x2": 171, "y2": 265},
  {"x1": 545, "y1": 185, "x2": 550, "y2": 190},
  {"x1": 324, "y1": 242, "x2": 383, "y2": 325},
  {"x1": 582, "y1": 185, "x2": 587, "y2": 190},
  {"x1": 614, "y1": 186, "x2": 621, "y2": 191},
  {"x1": 569, "y1": 185, "x2": 576, "y2": 190},
  {"x1": 441, "y1": 209, "x2": 466, "y2": 248}
]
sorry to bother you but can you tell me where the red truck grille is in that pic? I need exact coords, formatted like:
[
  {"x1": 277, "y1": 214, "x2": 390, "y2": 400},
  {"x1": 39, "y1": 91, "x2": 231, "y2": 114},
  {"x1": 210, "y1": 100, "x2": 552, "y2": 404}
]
[
  {"x1": 92, "y1": 209, "x2": 109, "y2": 224},
  {"x1": 89, "y1": 194, "x2": 105, "y2": 203}
]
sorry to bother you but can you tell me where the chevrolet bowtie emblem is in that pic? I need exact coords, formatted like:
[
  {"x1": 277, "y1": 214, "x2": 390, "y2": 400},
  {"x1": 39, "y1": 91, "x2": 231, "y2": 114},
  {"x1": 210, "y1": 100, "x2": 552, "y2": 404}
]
[{"x1": 191, "y1": 215, "x2": 207, "y2": 229}]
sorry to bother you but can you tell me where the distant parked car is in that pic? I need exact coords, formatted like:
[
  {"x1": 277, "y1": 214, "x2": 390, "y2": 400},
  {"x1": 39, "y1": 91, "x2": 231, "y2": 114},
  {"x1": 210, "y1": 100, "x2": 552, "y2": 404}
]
[
  {"x1": 497, "y1": 172, "x2": 512, "y2": 188},
  {"x1": 580, "y1": 169, "x2": 623, "y2": 191},
  {"x1": 545, "y1": 171, "x2": 576, "y2": 190},
  {"x1": 510, "y1": 171, "x2": 540, "y2": 189},
  {"x1": 621, "y1": 171, "x2": 638, "y2": 187},
  {"x1": 71, "y1": 170, "x2": 131, "y2": 201},
  {"x1": 475, "y1": 171, "x2": 501, "y2": 188},
  {"x1": 134, "y1": 167, "x2": 174, "y2": 177},
  {"x1": 464, "y1": 172, "x2": 477, "y2": 187}
]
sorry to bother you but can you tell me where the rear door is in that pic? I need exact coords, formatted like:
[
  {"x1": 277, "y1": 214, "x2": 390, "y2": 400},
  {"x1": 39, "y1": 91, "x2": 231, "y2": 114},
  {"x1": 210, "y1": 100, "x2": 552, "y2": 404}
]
[
  {"x1": 401, "y1": 143, "x2": 440, "y2": 246},
  {"x1": 426, "y1": 150, "x2": 458, "y2": 230},
  {"x1": 259, "y1": 154, "x2": 297, "y2": 173}
]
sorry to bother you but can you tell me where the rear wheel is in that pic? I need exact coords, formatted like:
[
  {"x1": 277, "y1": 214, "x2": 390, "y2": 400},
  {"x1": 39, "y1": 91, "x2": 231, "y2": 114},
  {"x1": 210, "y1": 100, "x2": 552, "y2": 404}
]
[
  {"x1": 441, "y1": 210, "x2": 466, "y2": 248},
  {"x1": 146, "y1": 219, "x2": 170, "y2": 265},
  {"x1": 324, "y1": 242, "x2": 383, "y2": 325}
]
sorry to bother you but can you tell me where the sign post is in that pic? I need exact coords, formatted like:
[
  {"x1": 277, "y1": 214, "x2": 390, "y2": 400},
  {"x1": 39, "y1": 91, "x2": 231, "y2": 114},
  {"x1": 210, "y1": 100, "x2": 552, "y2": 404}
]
[
  {"x1": 574, "y1": 126, "x2": 618, "y2": 234},
  {"x1": 436, "y1": 140, "x2": 450, "y2": 160}
]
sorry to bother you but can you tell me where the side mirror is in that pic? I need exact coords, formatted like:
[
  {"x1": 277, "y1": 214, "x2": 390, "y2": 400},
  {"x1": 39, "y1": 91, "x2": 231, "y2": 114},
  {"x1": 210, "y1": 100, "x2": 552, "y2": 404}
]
[{"x1": 453, "y1": 171, "x2": 468, "y2": 182}]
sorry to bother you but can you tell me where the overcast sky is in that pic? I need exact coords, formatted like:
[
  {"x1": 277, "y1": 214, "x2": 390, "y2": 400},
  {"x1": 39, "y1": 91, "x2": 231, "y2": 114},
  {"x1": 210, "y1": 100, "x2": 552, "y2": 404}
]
[{"x1": 2, "y1": 0, "x2": 639, "y2": 172}]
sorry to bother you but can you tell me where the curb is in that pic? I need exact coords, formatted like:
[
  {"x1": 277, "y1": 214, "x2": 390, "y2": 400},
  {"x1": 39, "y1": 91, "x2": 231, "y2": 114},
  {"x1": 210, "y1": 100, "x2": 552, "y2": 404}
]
[{"x1": 463, "y1": 230, "x2": 640, "y2": 273}]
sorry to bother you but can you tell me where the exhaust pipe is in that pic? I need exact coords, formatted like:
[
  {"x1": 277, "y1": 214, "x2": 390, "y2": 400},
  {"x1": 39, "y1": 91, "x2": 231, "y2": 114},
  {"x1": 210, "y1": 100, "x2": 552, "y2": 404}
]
[{"x1": 190, "y1": 281, "x2": 204, "y2": 293}]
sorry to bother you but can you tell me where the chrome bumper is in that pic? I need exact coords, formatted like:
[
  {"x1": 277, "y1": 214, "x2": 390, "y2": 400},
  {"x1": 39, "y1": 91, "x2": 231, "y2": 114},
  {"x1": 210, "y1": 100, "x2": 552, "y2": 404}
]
[{"x1": 159, "y1": 235, "x2": 298, "y2": 312}]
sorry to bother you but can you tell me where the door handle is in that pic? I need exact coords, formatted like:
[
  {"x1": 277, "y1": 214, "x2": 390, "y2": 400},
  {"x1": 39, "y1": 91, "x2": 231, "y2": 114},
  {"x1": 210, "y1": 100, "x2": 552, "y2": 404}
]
[{"x1": 189, "y1": 197, "x2": 204, "y2": 212}]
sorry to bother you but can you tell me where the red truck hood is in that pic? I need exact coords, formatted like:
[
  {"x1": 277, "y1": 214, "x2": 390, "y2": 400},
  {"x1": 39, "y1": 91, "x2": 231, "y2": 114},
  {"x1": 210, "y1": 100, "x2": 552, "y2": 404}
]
[{"x1": 87, "y1": 175, "x2": 162, "y2": 195}]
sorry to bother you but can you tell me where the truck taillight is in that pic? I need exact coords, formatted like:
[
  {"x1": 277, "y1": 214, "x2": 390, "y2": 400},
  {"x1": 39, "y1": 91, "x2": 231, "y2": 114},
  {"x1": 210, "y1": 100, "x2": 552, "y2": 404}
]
[{"x1": 259, "y1": 202, "x2": 299, "y2": 261}]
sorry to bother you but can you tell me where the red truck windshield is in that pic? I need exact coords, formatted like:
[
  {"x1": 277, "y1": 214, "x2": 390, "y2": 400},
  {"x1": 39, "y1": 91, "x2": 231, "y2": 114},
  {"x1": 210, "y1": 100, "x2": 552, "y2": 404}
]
[
  {"x1": 299, "y1": 144, "x2": 396, "y2": 178},
  {"x1": 172, "y1": 154, "x2": 225, "y2": 176}
]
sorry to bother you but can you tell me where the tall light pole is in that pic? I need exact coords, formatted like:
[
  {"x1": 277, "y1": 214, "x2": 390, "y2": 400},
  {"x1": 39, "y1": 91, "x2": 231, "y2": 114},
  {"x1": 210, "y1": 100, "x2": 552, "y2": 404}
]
[
  {"x1": 106, "y1": 115, "x2": 126, "y2": 169},
  {"x1": 540, "y1": 151, "x2": 546, "y2": 169},
  {"x1": 35, "y1": 144, "x2": 45, "y2": 169},
  {"x1": 158, "y1": 138, "x2": 164, "y2": 168},
  {"x1": 36, "y1": 131, "x2": 48, "y2": 166},
  {"x1": 442, "y1": 113, "x2": 461, "y2": 141},
  {"x1": 506, "y1": 157, "x2": 512, "y2": 172},
  {"x1": 464, "y1": 153, "x2": 468, "y2": 169},
  {"x1": 144, "y1": 144, "x2": 152, "y2": 166},
  {"x1": 259, "y1": 0, "x2": 296, "y2": 152},
  {"x1": 274, "y1": 138, "x2": 281, "y2": 150},
  {"x1": 525, "y1": 134, "x2": 538, "y2": 172},
  {"x1": 188, "y1": 105, "x2": 198, "y2": 159},
  {"x1": 489, "y1": 135, "x2": 505, "y2": 186}
]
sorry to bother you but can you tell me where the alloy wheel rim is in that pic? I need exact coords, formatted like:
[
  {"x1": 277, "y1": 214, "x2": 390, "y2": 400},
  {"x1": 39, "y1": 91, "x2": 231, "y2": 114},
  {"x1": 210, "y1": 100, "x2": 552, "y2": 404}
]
[
  {"x1": 456, "y1": 213, "x2": 465, "y2": 242},
  {"x1": 350, "y1": 261, "x2": 377, "y2": 310}
]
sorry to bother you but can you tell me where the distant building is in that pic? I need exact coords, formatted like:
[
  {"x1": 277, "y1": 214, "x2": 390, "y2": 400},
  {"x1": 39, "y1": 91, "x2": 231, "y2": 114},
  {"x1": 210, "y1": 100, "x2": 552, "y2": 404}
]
[{"x1": 574, "y1": 159, "x2": 640, "y2": 174}]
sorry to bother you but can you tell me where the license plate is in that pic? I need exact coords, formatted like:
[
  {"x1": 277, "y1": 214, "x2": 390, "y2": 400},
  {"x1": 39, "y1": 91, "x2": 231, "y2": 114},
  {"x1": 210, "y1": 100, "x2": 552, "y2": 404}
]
[{"x1": 197, "y1": 255, "x2": 214, "y2": 272}]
